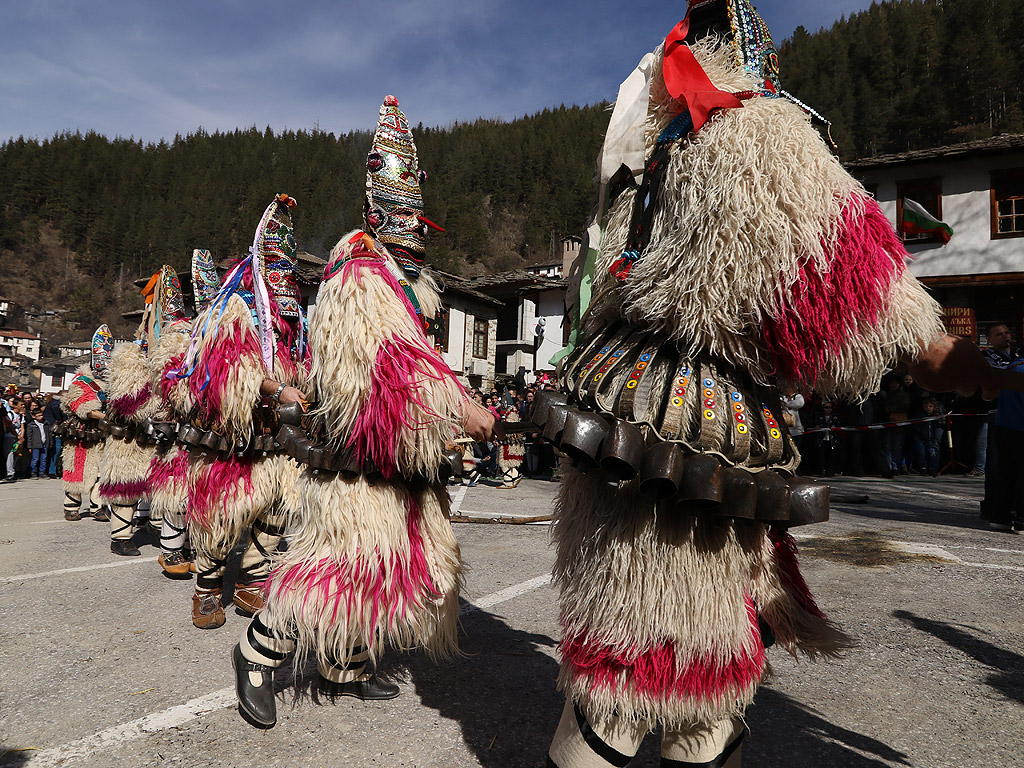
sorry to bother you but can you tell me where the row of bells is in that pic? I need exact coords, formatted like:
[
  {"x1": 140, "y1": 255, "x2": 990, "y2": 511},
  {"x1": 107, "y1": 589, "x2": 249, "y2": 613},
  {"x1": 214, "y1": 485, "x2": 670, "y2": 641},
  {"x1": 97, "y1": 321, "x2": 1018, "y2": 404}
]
[{"x1": 531, "y1": 390, "x2": 829, "y2": 527}]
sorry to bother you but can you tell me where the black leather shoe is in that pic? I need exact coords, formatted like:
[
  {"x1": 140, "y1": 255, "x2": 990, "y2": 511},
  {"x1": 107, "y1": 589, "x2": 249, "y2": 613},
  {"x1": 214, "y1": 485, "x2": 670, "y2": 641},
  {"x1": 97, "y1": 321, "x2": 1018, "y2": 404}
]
[
  {"x1": 110, "y1": 539, "x2": 141, "y2": 557},
  {"x1": 233, "y1": 643, "x2": 276, "y2": 727},
  {"x1": 319, "y1": 673, "x2": 400, "y2": 701}
]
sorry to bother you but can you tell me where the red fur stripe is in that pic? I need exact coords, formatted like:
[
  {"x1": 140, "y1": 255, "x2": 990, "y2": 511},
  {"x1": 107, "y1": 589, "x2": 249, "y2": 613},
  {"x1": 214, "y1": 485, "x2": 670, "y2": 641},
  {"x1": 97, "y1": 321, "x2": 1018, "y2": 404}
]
[
  {"x1": 186, "y1": 456, "x2": 253, "y2": 527},
  {"x1": 63, "y1": 443, "x2": 88, "y2": 483},
  {"x1": 110, "y1": 384, "x2": 152, "y2": 420},
  {"x1": 769, "y1": 528, "x2": 826, "y2": 619},
  {"x1": 98, "y1": 478, "x2": 150, "y2": 502},
  {"x1": 560, "y1": 596, "x2": 766, "y2": 702},
  {"x1": 187, "y1": 316, "x2": 262, "y2": 423},
  {"x1": 269, "y1": 497, "x2": 439, "y2": 629},
  {"x1": 347, "y1": 337, "x2": 455, "y2": 477},
  {"x1": 762, "y1": 197, "x2": 907, "y2": 384},
  {"x1": 149, "y1": 450, "x2": 187, "y2": 492},
  {"x1": 70, "y1": 390, "x2": 98, "y2": 415}
]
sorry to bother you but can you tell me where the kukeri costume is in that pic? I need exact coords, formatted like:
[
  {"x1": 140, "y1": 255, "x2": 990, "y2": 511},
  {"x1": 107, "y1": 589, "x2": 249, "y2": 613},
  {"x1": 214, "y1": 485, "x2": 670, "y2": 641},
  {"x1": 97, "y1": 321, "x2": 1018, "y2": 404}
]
[
  {"x1": 152, "y1": 250, "x2": 219, "y2": 577},
  {"x1": 167, "y1": 195, "x2": 307, "y2": 630},
  {"x1": 543, "y1": 2, "x2": 950, "y2": 765},
  {"x1": 234, "y1": 97, "x2": 467, "y2": 728},
  {"x1": 60, "y1": 325, "x2": 113, "y2": 523},
  {"x1": 98, "y1": 267, "x2": 188, "y2": 557}
]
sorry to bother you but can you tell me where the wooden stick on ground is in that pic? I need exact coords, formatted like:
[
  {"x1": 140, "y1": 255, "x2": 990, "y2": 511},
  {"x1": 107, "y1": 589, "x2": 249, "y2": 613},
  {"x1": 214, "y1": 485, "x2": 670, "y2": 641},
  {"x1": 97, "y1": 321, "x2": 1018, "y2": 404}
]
[{"x1": 450, "y1": 514, "x2": 554, "y2": 525}]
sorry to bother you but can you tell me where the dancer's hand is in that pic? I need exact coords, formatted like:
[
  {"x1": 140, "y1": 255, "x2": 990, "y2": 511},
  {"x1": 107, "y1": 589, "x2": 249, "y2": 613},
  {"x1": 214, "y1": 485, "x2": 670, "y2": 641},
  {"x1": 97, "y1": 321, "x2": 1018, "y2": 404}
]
[{"x1": 461, "y1": 400, "x2": 497, "y2": 442}]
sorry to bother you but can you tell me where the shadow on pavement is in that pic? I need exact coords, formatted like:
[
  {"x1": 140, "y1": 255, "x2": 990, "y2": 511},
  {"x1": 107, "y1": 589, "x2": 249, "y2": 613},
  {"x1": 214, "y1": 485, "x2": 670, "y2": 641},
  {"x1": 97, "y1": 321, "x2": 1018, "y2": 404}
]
[
  {"x1": 746, "y1": 687, "x2": 911, "y2": 767},
  {"x1": 399, "y1": 597, "x2": 562, "y2": 768},
  {"x1": 894, "y1": 609, "x2": 1024, "y2": 706}
]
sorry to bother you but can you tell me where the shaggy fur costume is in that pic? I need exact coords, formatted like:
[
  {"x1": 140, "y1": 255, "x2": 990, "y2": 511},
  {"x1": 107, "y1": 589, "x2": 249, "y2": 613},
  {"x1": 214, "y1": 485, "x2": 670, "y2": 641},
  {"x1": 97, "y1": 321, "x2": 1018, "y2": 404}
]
[
  {"x1": 552, "y1": 38, "x2": 945, "y2": 731},
  {"x1": 259, "y1": 232, "x2": 466, "y2": 671},
  {"x1": 97, "y1": 342, "x2": 160, "y2": 505},
  {"x1": 148, "y1": 329, "x2": 192, "y2": 541},
  {"x1": 61, "y1": 364, "x2": 105, "y2": 497},
  {"x1": 167, "y1": 297, "x2": 306, "y2": 554}
]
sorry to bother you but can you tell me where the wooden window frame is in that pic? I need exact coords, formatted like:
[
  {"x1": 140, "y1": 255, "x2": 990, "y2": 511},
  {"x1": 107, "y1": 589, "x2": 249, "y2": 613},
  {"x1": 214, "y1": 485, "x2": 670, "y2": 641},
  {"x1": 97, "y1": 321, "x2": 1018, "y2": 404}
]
[
  {"x1": 896, "y1": 177, "x2": 943, "y2": 245},
  {"x1": 472, "y1": 318, "x2": 488, "y2": 359},
  {"x1": 991, "y1": 168, "x2": 1024, "y2": 240}
]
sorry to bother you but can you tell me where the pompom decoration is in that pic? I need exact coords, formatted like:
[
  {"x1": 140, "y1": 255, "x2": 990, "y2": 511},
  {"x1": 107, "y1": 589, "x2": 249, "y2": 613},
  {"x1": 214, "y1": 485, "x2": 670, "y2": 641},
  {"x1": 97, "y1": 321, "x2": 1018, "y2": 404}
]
[
  {"x1": 418, "y1": 169, "x2": 427, "y2": 184},
  {"x1": 367, "y1": 151, "x2": 384, "y2": 172},
  {"x1": 384, "y1": 94, "x2": 399, "y2": 106}
]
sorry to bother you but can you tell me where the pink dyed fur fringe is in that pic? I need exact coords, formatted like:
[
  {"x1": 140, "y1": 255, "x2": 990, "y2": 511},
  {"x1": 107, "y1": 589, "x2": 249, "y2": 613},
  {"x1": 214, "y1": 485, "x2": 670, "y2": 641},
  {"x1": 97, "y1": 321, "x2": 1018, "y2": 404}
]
[
  {"x1": 110, "y1": 383, "x2": 153, "y2": 420},
  {"x1": 269, "y1": 498, "x2": 439, "y2": 629},
  {"x1": 769, "y1": 528, "x2": 826, "y2": 619},
  {"x1": 763, "y1": 198, "x2": 907, "y2": 384},
  {"x1": 560, "y1": 596, "x2": 766, "y2": 701},
  {"x1": 187, "y1": 457, "x2": 253, "y2": 527},
  {"x1": 98, "y1": 478, "x2": 150, "y2": 500}
]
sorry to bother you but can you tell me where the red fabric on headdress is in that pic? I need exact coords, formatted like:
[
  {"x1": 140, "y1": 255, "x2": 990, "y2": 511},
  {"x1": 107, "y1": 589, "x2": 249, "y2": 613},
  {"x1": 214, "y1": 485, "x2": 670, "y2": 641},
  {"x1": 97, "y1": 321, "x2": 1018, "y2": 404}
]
[{"x1": 662, "y1": 16, "x2": 743, "y2": 132}]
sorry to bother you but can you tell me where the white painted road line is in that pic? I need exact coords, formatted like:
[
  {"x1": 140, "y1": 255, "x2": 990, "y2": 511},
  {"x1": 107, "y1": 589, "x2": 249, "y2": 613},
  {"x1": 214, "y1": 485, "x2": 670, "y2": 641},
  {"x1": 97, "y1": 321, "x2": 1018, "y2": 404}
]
[
  {"x1": 461, "y1": 573, "x2": 553, "y2": 615},
  {"x1": 27, "y1": 519, "x2": 71, "y2": 525},
  {"x1": 19, "y1": 572, "x2": 556, "y2": 767},
  {"x1": 449, "y1": 483, "x2": 468, "y2": 515},
  {"x1": 0, "y1": 557, "x2": 159, "y2": 584}
]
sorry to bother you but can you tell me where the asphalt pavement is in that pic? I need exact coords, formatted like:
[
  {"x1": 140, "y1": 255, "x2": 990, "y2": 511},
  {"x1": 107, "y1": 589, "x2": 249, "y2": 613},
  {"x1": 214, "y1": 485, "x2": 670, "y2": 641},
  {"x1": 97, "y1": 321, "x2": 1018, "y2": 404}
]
[{"x1": 0, "y1": 472, "x2": 1021, "y2": 768}]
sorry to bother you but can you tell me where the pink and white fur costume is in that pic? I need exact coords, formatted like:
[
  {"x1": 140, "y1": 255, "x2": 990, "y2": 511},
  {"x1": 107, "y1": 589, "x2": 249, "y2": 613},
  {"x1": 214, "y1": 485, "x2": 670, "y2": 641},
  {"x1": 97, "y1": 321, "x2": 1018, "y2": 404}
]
[{"x1": 245, "y1": 232, "x2": 467, "y2": 683}]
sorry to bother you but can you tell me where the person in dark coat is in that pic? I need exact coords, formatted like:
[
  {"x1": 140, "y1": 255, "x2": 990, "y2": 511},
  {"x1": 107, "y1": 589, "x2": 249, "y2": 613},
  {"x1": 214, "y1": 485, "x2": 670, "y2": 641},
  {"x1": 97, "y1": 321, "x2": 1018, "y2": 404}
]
[{"x1": 25, "y1": 407, "x2": 52, "y2": 478}]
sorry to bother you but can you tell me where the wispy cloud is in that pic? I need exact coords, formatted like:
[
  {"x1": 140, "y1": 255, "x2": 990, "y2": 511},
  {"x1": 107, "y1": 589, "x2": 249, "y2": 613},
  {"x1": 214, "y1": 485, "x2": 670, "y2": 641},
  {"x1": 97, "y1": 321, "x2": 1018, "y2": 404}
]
[{"x1": 0, "y1": 0, "x2": 878, "y2": 144}]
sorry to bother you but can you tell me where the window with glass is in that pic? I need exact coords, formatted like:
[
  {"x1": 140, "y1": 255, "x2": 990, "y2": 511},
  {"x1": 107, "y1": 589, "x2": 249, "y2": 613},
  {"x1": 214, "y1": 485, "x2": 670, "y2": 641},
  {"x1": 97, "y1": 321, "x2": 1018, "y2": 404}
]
[
  {"x1": 992, "y1": 169, "x2": 1024, "y2": 239},
  {"x1": 472, "y1": 318, "x2": 488, "y2": 359}
]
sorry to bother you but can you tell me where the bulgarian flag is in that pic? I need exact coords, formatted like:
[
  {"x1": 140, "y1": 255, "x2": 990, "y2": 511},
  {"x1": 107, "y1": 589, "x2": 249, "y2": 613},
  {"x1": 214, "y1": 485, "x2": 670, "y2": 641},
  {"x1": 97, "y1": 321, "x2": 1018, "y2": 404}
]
[{"x1": 900, "y1": 198, "x2": 954, "y2": 243}]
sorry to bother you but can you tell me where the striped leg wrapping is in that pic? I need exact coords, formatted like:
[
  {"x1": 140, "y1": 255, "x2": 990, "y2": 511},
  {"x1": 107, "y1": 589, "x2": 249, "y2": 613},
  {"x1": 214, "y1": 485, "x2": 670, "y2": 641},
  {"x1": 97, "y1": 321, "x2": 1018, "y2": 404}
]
[
  {"x1": 239, "y1": 513, "x2": 286, "y2": 584},
  {"x1": 239, "y1": 615, "x2": 295, "y2": 668},
  {"x1": 63, "y1": 492, "x2": 82, "y2": 513},
  {"x1": 318, "y1": 645, "x2": 370, "y2": 684},
  {"x1": 110, "y1": 504, "x2": 136, "y2": 541},
  {"x1": 88, "y1": 481, "x2": 103, "y2": 513},
  {"x1": 160, "y1": 505, "x2": 188, "y2": 555},
  {"x1": 660, "y1": 719, "x2": 745, "y2": 767},
  {"x1": 547, "y1": 698, "x2": 647, "y2": 768},
  {"x1": 194, "y1": 548, "x2": 228, "y2": 592}
]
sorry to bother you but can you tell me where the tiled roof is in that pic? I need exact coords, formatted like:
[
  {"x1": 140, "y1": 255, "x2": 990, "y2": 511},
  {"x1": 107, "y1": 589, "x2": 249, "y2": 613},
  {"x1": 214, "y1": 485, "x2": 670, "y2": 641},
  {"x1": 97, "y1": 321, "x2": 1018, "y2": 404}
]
[
  {"x1": 0, "y1": 329, "x2": 40, "y2": 340},
  {"x1": 467, "y1": 270, "x2": 567, "y2": 293},
  {"x1": 33, "y1": 352, "x2": 90, "y2": 369},
  {"x1": 432, "y1": 272, "x2": 504, "y2": 306},
  {"x1": 847, "y1": 134, "x2": 1024, "y2": 170}
]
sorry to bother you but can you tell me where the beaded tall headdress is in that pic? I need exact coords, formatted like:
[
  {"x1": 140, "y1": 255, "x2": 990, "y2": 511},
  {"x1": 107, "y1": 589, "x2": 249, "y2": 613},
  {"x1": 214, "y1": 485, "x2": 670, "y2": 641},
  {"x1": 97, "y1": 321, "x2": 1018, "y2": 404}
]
[
  {"x1": 91, "y1": 324, "x2": 113, "y2": 378},
  {"x1": 191, "y1": 249, "x2": 220, "y2": 312},
  {"x1": 683, "y1": 0, "x2": 781, "y2": 93},
  {"x1": 364, "y1": 95, "x2": 442, "y2": 278}
]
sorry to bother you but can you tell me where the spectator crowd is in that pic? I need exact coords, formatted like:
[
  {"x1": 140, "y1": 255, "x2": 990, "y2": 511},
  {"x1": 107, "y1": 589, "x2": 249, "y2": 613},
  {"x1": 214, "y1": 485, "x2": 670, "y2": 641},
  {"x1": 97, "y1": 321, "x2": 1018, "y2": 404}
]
[{"x1": 2, "y1": 386, "x2": 66, "y2": 482}]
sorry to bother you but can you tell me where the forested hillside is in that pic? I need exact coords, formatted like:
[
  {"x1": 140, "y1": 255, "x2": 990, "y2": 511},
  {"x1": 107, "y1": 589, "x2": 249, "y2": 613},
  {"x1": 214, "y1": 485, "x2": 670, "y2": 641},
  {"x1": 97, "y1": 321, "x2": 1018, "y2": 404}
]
[
  {"x1": 781, "y1": 0, "x2": 1024, "y2": 158},
  {"x1": 2, "y1": 0, "x2": 1022, "y2": 330}
]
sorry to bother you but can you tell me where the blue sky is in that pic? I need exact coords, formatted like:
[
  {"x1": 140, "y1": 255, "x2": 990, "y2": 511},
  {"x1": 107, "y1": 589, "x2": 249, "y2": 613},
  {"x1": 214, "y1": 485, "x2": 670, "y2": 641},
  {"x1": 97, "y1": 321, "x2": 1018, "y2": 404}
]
[{"x1": 1, "y1": 0, "x2": 876, "y2": 143}]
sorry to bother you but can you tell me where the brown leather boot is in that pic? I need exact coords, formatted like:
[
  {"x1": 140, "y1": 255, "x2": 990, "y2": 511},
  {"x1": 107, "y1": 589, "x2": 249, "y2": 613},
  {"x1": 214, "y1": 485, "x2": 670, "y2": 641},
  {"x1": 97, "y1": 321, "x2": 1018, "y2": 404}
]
[
  {"x1": 192, "y1": 589, "x2": 226, "y2": 629},
  {"x1": 159, "y1": 551, "x2": 192, "y2": 577},
  {"x1": 232, "y1": 583, "x2": 266, "y2": 616}
]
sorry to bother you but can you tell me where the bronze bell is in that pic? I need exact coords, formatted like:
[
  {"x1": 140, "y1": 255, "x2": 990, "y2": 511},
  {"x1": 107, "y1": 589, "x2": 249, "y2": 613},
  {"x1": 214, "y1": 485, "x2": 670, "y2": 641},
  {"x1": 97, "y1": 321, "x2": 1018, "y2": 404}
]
[
  {"x1": 332, "y1": 449, "x2": 361, "y2": 481},
  {"x1": 109, "y1": 424, "x2": 127, "y2": 439},
  {"x1": 543, "y1": 404, "x2": 571, "y2": 445},
  {"x1": 754, "y1": 471, "x2": 792, "y2": 521},
  {"x1": 363, "y1": 459, "x2": 383, "y2": 484},
  {"x1": 532, "y1": 390, "x2": 568, "y2": 427},
  {"x1": 598, "y1": 418, "x2": 646, "y2": 486},
  {"x1": 96, "y1": 418, "x2": 111, "y2": 433},
  {"x1": 719, "y1": 467, "x2": 757, "y2": 519},
  {"x1": 678, "y1": 453, "x2": 724, "y2": 508},
  {"x1": 783, "y1": 477, "x2": 830, "y2": 527},
  {"x1": 275, "y1": 424, "x2": 304, "y2": 453},
  {"x1": 263, "y1": 434, "x2": 278, "y2": 453},
  {"x1": 639, "y1": 442, "x2": 687, "y2": 503},
  {"x1": 306, "y1": 446, "x2": 330, "y2": 471},
  {"x1": 199, "y1": 430, "x2": 221, "y2": 451},
  {"x1": 290, "y1": 436, "x2": 314, "y2": 463},
  {"x1": 560, "y1": 410, "x2": 610, "y2": 469},
  {"x1": 277, "y1": 401, "x2": 304, "y2": 426},
  {"x1": 154, "y1": 422, "x2": 176, "y2": 442}
]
